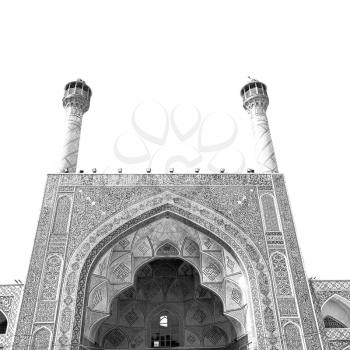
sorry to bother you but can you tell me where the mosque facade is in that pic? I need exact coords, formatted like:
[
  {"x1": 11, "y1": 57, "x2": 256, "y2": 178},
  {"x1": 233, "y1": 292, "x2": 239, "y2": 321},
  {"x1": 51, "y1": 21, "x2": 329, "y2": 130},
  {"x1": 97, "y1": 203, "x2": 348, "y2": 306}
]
[{"x1": 0, "y1": 80, "x2": 349, "y2": 350}]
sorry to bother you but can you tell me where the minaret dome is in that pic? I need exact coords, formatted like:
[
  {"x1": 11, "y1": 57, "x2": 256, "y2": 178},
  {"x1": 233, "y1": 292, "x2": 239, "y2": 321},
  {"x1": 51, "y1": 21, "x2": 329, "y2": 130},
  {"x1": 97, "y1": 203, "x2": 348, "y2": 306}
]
[
  {"x1": 240, "y1": 80, "x2": 269, "y2": 111},
  {"x1": 63, "y1": 79, "x2": 92, "y2": 114}
]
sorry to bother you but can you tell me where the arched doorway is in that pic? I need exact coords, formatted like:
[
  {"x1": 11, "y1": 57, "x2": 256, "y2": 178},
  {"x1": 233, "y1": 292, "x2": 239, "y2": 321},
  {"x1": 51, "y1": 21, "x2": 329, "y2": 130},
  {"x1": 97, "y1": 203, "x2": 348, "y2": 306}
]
[
  {"x1": 66, "y1": 213, "x2": 263, "y2": 350},
  {"x1": 92, "y1": 258, "x2": 237, "y2": 349},
  {"x1": 0, "y1": 310, "x2": 7, "y2": 334}
]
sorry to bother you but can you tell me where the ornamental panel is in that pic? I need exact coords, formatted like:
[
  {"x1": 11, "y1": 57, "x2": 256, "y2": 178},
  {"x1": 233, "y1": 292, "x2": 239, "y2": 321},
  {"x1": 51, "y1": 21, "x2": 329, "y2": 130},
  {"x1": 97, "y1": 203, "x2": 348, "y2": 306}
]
[
  {"x1": 31, "y1": 327, "x2": 51, "y2": 350},
  {"x1": 52, "y1": 196, "x2": 71, "y2": 235},
  {"x1": 271, "y1": 253, "x2": 292, "y2": 296},
  {"x1": 261, "y1": 194, "x2": 279, "y2": 231},
  {"x1": 40, "y1": 255, "x2": 62, "y2": 300},
  {"x1": 284, "y1": 323, "x2": 304, "y2": 350}
]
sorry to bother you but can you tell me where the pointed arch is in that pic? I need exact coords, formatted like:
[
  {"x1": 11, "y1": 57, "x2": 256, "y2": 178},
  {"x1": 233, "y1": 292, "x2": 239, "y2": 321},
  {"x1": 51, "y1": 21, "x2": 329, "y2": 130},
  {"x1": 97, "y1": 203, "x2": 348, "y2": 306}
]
[
  {"x1": 156, "y1": 241, "x2": 180, "y2": 256},
  {"x1": 322, "y1": 294, "x2": 350, "y2": 328},
  {"x1": 283, "y1": 322, "x2": 304, "y2": 350},
  {"x1": 58, "y1": 192, "x2": 277, "y2": 350},
  {"x1": 0, "y1": 310, "x2": 7, "y2": 334},
  {"x1": 31, "y1": 327, "x2": 51, "y2": 350}
]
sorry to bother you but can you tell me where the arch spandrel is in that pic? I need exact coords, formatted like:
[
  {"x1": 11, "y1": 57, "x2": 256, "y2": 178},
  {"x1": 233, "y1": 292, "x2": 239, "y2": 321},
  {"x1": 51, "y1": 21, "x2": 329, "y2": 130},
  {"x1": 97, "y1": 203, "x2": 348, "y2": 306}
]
[
  {"x1": 321, "y1": 294, "x2": 350, "y2": 328},
  {"x1": 55, "y1": 191, "x2": 281, "y2": 350}
]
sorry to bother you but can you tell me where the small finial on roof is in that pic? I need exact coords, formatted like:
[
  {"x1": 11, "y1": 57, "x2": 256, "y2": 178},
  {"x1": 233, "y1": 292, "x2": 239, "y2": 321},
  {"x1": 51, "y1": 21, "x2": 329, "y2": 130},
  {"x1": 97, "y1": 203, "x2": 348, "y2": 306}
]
[{"x1": 248, "y1": 76, "x2": 258, "y2": 82}]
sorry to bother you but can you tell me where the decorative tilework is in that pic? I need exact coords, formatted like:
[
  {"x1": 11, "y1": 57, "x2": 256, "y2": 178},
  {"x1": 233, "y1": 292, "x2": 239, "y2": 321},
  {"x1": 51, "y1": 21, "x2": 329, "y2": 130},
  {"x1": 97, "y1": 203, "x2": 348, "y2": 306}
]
[
  {"x1": 104, "y1": 328, "x2": 126, "y2": 347},
  {"x1": 13, "y1": 174, "x2": 305, "y2": 350},
  {"x1": 156, "y1": 243, "x2": 179, "y2": 256},
  {"x1": 203, "y1": 263, "x2": 221, "y2": 281},
  {"x1": 273, "y1": 174, "x2": 323, "y2": 350},
  {"x1": 112, "y1": 263, "x2": 131, "y2": 282},
  {"x1": 192, "y1": 309, "x2": 206, "y2": 324},
  {"x1": 187, "y1": 334, "x2": 196, "y2": 344},
  {"x1": 52, "y1": 196, "x2": 71, "y2": 235},
  {"x1": 125, "y1": 310, "x2": 138, "y2": 325},
  {"x1": 284, "y1": 323, "x2": 303, "y2": 350},
  {"x1": 261, "y1": 194, "x2": 279, "y2": 231},
  {"x1": 35, "y1": 300, "x2": 56, "y2": 323},
  {"x1": 0, "y1": 296, "x2": 13, "y2": 314},
  {"x1": 31, "y1": 327, "x2": 51, "y2": 350},
  {"x1": 40, "y1": 255, "x2": 62, "y2": 300},
  {"x1": 277, "y1": 298, "x2": 298, "y2": 317},
  {"x1": 183, "y1": 240, "x2": 200, "y2": 256},
  {"x1": 91, "y1": 288, "x2": 103, "y2": 309},
  {"x1": 205, "y1": 326, "x2": 223, "y2": 345},
  {"x1": 231, "y1": 287, "x2": 242, "y2": 306},
  {"x1": 271, "y1": 253, "x2": 292, "y2": 296},
  {"x1": 66, "y1": 199, "x2": 277, "y2": 350}
]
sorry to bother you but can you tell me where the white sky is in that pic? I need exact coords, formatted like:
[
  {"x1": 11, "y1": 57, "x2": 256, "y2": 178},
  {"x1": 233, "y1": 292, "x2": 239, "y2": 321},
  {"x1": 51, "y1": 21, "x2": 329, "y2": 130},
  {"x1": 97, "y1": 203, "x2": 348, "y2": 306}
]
[{"x1": 0, "y1": 0, "x2": 349, "y2": 283}]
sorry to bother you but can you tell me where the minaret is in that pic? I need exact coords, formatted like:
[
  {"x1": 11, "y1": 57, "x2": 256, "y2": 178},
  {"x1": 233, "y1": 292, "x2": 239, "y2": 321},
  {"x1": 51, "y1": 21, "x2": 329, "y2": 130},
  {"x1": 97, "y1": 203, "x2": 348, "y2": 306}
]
[
  {"x1": 240, "y1": 80, "x2": 278, "y2": 173},
  {"x1": 60, "y1": 79, "x2": 92, "y2": 173}
]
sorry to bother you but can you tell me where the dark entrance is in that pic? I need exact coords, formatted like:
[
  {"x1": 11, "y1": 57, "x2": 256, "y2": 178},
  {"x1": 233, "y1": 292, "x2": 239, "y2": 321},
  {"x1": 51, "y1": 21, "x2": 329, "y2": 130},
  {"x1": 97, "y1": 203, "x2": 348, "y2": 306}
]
[{"x1": 94, "y1": 258, "x2": 238, "y2": 349}]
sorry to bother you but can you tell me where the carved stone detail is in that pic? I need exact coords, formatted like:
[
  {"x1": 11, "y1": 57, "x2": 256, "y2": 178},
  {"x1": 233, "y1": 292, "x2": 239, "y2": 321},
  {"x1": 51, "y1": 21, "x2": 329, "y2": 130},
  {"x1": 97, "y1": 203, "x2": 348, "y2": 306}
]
[
  {"x1": 40, "y1": 255, "x2": 62, "y2": 300},
  {"x1": 52, "y1": 196, "x2": 71, "y2": 235}
]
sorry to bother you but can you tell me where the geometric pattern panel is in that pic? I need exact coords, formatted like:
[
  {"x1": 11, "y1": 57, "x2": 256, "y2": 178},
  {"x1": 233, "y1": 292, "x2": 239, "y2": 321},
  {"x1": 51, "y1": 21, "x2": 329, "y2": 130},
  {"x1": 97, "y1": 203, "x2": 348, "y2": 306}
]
[
  {"x1": 225, "y1": 256, "x2": 235, "y2": 274},
  {"x1": 104, "y1": 328, "x2": 128, "y2": 349},
  {"x1": 35, "y1": 301, "x2": 57, "y2": 323},
  {"x1": 40, "y1": 256, "x2": 62, "y2": 300},
  {"x1": 108, "y1": 250, "x2": 133, "y2": 285},
  {"x1": 284, "y1": 323, "x2": 303, "y2": 350},
  {"x1": 182, "y1": 239, "x2": 200, "y2": 257},
  {"x1": 133, "y1": 238, "x2": 153, "y2": 257},
  {"x1": 202, "y1": 254, "x2": 223, "y2": 283},
  {"x1": 52, "y1": 196, "x2": 71, "y2": 235},
  {"x1": 261, "y1": 194, "x2": 279, "y2": 231},
  {"x1": 225, "y1": 280, "x2": 243, "y2": 310},
  {"x1": 203, "y1": 263, "x2": 221, "y2": 281},
  {"x1": 277, "y1": 297, "x2": 298, "y2": 317},
  {"x1": 0, "y1": 296, "x2": 13, "y2": 314},
  {"x1": 231, "y1": 287, "x2": 242, "y2": 306},
  {"x1": 113, "y1": 263, "x2": 131, "y2": 281},
  {"x1": 271, "y1": 253, "x2": 292, "y2": 296},
  {"x1": 325, "y1": 328, "x2": 350, "y2": 340},
  {"x1": 192, "y1": 308, "x2": 207, "y2": 324},
  {"x1": 88, "y1": 282, "x2": 108, "y2": 313},
  {"x1": 125, "y1": 310, "x2": 138, "y2": 326},
  {"x1": 328, "y1": 340, "x2": 350, "y2": 350},
  {"x1": 204, "y1": 326, "x2": 225, "y2": 345}
]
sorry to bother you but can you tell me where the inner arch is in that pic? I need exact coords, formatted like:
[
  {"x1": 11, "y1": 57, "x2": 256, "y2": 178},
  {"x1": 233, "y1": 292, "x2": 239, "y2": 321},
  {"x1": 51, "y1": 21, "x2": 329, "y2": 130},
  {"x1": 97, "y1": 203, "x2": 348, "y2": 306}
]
[
  {"x1": 79, "y1": 214, "x2": 255, "y2": 349},
  {"x1": 90, "y1": 258, "x2": 239, "y2": 349}
]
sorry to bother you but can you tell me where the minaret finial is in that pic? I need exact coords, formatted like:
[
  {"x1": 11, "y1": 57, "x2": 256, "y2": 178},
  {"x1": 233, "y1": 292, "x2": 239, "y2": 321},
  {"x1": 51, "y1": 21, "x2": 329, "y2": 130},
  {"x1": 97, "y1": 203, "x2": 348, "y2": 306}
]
[
  {"x1": 60, "y1": 79, "x2": 92, "y2": 173},
  {"x1": 248, "y1": 76, "x2": 258, "y2": 82},
  {"x1": 240, "y1": 80, "x2": 278, "y2": 173}
]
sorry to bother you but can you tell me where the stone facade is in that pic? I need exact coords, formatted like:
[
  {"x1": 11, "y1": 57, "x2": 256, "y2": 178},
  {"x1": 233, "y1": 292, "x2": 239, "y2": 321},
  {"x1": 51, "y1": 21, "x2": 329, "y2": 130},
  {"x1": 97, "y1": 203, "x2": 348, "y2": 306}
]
[
  {"x1": 0, "y1": 173, "x2": 344, "y2": 350},
  {"x1": 310, "y1": 280, "x2": 350, "y2": 350}
]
